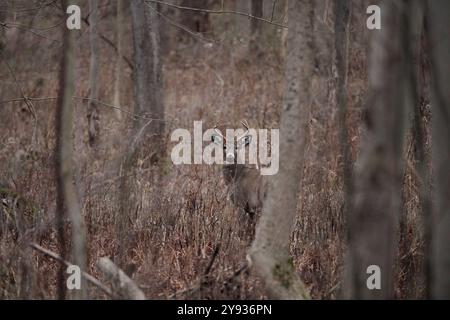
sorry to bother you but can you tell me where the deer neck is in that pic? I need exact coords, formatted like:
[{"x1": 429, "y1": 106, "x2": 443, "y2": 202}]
[{"x1": 223, "y1": 164, "x2": 256, "y2": 183}]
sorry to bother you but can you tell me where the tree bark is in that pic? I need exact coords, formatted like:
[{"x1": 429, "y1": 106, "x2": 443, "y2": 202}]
[
  {"x1": 251, "y1": 0, "x2": 263, "y2": 33},
  {"x1": 279, "y1": 0, "x2": 288, "y2": 61},
  {"x1": 344, "y1": 0, "x2": 408, "y2": 299},
  {"x1": 427, "y1": 0, "x2": 450, "y2": 299},
  {"x1": 250, "y1": 0, "x2": 263, "y2": 53},
  {"x1": 235, "y1": 0, "x2": 251, "y2": 39},
  {"x1": 113, "y1": 0, "x2": 124, "y2": 120},
  {"x1": 181, "y1": 0, "x2": 209, "y2": 33},
  {"x1": 55, "y1": 0, "x2": 87, "y2": 300},
  {"x1": 249, "y1": 0, "x2": 313, "y2": 300},
  {"x1": 398, "y1": 0, "x2": 425, "y2": 299},
  {"x1": 88, "y1": 0, "x2": 100, "y2": 146},
  {"x1": 115, "y1": 0, "x2": 164, "y2": 268},
  {"x1": 130, "y1": 0, "x2": 164, "y2": 157},
  {"x1": 334, "y1": 0, "x2": 351, "y2": 240}
]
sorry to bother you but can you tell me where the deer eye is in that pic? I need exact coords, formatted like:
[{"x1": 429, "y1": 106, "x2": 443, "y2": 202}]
[
  {"x1": 211, "y1": 134, "x2": 223, "y2": 145},
  {"x1": 237, "y1": 135, "x2": 251, "y2": 149}
]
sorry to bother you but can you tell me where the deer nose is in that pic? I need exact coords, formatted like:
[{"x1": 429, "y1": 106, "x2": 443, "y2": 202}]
[{"x1": 226, "y1": 152, "x2": 235, "y2": 163}]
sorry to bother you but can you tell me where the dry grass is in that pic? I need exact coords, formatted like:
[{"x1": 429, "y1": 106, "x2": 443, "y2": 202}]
[{"x1": 0, "y1": 1, "x2": 427, "y2": 299}]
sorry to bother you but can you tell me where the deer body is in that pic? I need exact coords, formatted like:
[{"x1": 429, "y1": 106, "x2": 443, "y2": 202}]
[
  {"x1": 223, "y1": 164, "x2": 267, "y2": 217},
  {"x1": 212, "y1": 121, "x2": 268, "y2": 217}
]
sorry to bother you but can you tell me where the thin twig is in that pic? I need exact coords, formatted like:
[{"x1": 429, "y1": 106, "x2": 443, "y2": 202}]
[
  {"x1": 0, "y1": 19, "x2": 64, "y2": 31},
  {"x1": 0, "y1": 0, "x2": 58, "y2": 13},
  {"x1": 0, "y1": 95, "x2": 168, "y2": 122},
  {"x1": 0, "y1": 21, "x2": 60, "y2": 43}
]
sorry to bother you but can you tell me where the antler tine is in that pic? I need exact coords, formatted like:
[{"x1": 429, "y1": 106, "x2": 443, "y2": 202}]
[
  {"x1": 241, "y1": 120, "x2": 249, "y2": 131},
  {"x1": 236, "y1": 120, "x2": 250, "y2": 140},
  {"x1": 213, "y1": 124, "x2": 225, "y2": 138}
]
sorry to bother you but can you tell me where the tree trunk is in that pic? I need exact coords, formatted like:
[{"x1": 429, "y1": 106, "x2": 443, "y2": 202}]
[
  {"x1": 115, "y1": 0, "x2": 164, "y2": 268},
  {"x1": 55, "y1": 0, "x2": 87, "y2": 300},
  {"x1": 427, "y1": 0, "x2": 450, "y2": 299},
  {"x1": 249, "y1": 0, "x2": 313, "y2": 300},
  {"x1": 343, "y1": 0, "x2": 408, "y2": 299},
  {"x1": 398, "y1": 0, "x2": 425, "y2": 299},
  {"x1": 334, "y1": 0, "x2": 351, "y2": 240},
  {"x1": 88, "y1": 0, "x2": 100, "y2": 146},
  {"x1": 250, "y1": 0, "x2": 263, "y2": 53},
  {"x1": 113, "y1": 0, "x2": 124, "y2": 120},
  {"x1": 181, "y1": 0, "x2": 209, "y2": 33},
  {"x1": 130, "y1": 0, "x2": 164, "y2": 157},
  {"x1": 235, "y1": 0, "x2": 251, "y2": 39},
  {"x1": 251, "y1": 0, "x2": 263, "y2": 33},
  {"x1": 279, "y1": 0, "x2": 288, "y2": 61},
  {"x1": 415, "y1": 14, "x2": 433, "y2": 300}
]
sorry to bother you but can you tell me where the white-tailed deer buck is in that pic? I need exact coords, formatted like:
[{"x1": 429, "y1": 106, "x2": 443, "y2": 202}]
[{"x1": 211, "y1": 121, "x2": 268, "y2": 219}]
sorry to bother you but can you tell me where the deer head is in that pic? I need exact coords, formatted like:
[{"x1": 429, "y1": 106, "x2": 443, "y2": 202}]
[{"x1": 211, "y1": 120, "x2": 252, "y2": 164}]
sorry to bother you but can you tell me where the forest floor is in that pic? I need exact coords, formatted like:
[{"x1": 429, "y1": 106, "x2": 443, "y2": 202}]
[{"x1": 0, "y1": 4, "x2": 425, "y2": 299}]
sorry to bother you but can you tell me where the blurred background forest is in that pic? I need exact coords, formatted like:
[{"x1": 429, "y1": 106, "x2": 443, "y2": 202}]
[{"x1": 0, "y1": 0, "x2": 447, "y2": 300}]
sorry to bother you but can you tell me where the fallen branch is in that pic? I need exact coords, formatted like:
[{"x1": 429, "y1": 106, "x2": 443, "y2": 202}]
[
  {"x1": 97, "y1": 257, "x2": 146, "y2": 300},
  {"x1": 30, "y1": 243, "x2": 112, "y2": 297}
]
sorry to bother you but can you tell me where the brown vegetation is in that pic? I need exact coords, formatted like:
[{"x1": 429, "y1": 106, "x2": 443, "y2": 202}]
[{"x1": 0, "y1": 0, "x2": 433, "y2": 299}]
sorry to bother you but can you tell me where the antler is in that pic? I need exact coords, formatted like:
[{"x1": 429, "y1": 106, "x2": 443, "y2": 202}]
[
  {"x1": 236, "y1": 120, "x2": 250, "y2": 140},
  {"x1": 213, "y1": 124, "x2": 225, "y2": 140},
  {"x1": 214, "y1": 121, "x2": 249, "y2": 141}
]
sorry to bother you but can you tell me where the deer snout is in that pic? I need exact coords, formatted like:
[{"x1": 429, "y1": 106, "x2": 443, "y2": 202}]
[{"x1": 225, "y1": 151, "x2": 235, "y2": 163}]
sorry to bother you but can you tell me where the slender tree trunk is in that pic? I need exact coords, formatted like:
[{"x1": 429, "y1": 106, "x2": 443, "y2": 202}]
[
  {"x1": 181, "y1": 0, "x2": 209, "y2": 33},
  {"x1": 130, "y1": 0, "x2": 164, "y2": 156},
  {"x1": 427, "y1": 0, "x2": 450, "y2": 299},
  {"x1": 343, "y1": 0, "x2": 408, "y2": 299},
  {"x1": 113, "y1": 0, "x2": 124, "y2": 120},
  {"x1": 249, "y1": 0, "x2": 313, "y2": 300},
  {"x1": 250, "y1": 0, "x2": 263, "y2": 53},
  {"x1": 334, "y1": 0, "x2": 351, "y2": 240},
  {"x1": 115, "y1": 0, "x2": 164, "y2": 268},
  {"x1": 235, "y1": 0, "x2": 251, "y2": 39},
  {"x1": 88, "y1": 0, "x2": 100, "y2": 146},
  {"x1": 398, "y1": 0, "x2": 425, "y2": 299},
  {"x1": 55, "y1": 0, "x2": 87, "y2": 300},
  {"x1": 251, "y1": 0, "x2": 263, "y2": 33},
  {"x1": 19, "y1": 231, "x2": 34, "y2": 299},
  {"x1": 416, "y1": 12, "x2": 432, "y2": 299},
  {"x1": 279, "y1": 0, "x2": 288, "y2": 61}
]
